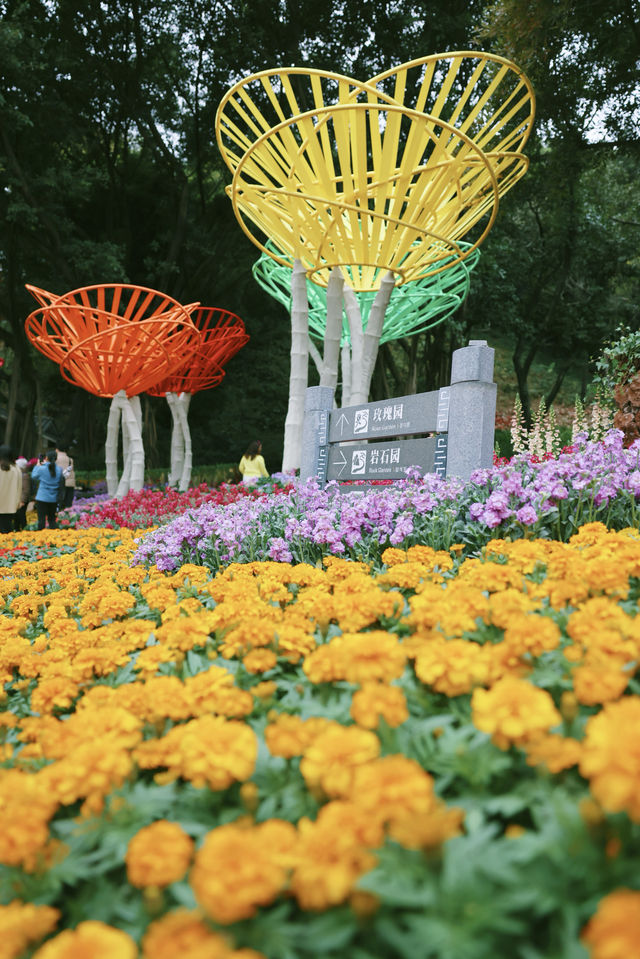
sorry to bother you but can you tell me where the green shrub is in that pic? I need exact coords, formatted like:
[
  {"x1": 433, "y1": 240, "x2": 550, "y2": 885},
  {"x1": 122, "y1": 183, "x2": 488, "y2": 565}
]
[
  {"x1": 75, "y1": 463, "x2": 240, "y2": 490},
  {"x1": 592, "y1": 325, "x2": 640, "y2": 405}
]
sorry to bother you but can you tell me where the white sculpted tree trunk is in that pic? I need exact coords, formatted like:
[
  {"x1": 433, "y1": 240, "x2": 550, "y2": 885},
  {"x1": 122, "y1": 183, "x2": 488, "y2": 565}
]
[
  {"x1": 281, "y1": 258, "x2": 310, "y2": 473},
  {"x1": 105, "y1": 390, "x2": 146, "y2": 498},
  {"x1": 166, "y1": 391, "x2": 193, "y2": 491},
  {"x1": 319, "y1": 268, "x2": 344, "y2": 391},
  {"x1": 346, "y1": 270, "x2": 395, "y2": 406}
]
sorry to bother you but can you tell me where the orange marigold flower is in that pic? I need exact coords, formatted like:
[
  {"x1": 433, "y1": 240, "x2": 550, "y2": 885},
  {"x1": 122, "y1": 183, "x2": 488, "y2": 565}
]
[
  {"x1": 415, "y1": 639, "x2": 490, "y2": 697},
  {"x1": 524, "y1": 734, "x2": 582, "y2": 773},
  {"x1": 290, "y1": 805, "x2": 377, "y2": 911},
  {"x1": 303, "y1": 631, "x2": 406, "y2": 685},
  {"x1": 31, "y1": 920, "x2": 137, "y2": 959},
  {"x1": 251, "y1": 681, "x2": 277, "y2": 700},
  {"x1": 141, "y1": 909, "x2": 232, "y2": 959},
  {"x1": 264, "y1": 714, "x2": 335, "y2": 758},
  {"x1": 580, "y1": 697, "x2": 640, "y2": 821},
  {"x1": 572, "y1": 666, "x2": 630, "y2": 705},
  {"x1": 471, "y1": 677, "x2": 561, "y2": 750},
  {"x1": 242, "y1": 649, "x2": 277, "y2": 674},
  {"x1": 126, "y1": 820, "x2": 194, "y2": 888},
  {"x1": 191, "y1": 820, "x2": 294, "y2": 924},
  {"x1": 388, "y1": 803, "x2": 464, "y2": 849},
  {"x1": 0, "y1": 901, "x2": 60, "y2": 959},
  {"x1": 299, "y1": 726, "x2": 380, "y2": 797},
  {"x1": 30, "y1": 677, "x2": 79, "y2": 716},
  {"x1": 581, "y1": 889, "x2": 640, "y2": 959},
  {"x1": 134, "y1": 716, "x2": 257, "y2": 790},
  {"x1": 350, "y1": 682, "x2": 409, "y2": 729},
  {"x1": 347, "y1": 755, "x2": 436, "y2": 828}
]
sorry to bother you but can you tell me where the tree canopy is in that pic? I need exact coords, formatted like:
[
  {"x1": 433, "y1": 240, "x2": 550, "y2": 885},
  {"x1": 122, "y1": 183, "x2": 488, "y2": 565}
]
[{"x1": 0, "y1": 0, "x2": 638, "y2": 466}]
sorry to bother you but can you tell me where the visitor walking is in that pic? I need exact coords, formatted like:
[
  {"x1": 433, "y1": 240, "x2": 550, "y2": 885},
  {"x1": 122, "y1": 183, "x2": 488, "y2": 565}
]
[
  {"x1": 55, "y1": 445, "x2": 76, "y2": 510},
  {"x1": 31, "y1": 450, "x2": 63, "y2": 530},
  {"x1": 13, "y1": 457, "x2": 32, "y2": 531},
  {"x1": 238, "y1": 440, "x2": 269, "y2": 485},
  {"x1": 0, "y1": 445, "x2": 22, "y2": 533}
]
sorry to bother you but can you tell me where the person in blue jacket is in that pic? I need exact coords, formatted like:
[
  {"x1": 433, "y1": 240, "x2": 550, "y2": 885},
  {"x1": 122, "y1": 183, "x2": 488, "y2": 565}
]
[{"x1": 31, "y1": 449, "x2": 63, "y2": 530}]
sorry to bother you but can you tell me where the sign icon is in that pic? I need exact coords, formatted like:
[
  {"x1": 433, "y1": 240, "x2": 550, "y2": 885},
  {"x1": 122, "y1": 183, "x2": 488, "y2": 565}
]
[
  {"x1": 351, "y1": 450, "x2": 366, "y2": 475},
  {"x1": 353, "y1": 410, "x2": 369, "y2": 434}
]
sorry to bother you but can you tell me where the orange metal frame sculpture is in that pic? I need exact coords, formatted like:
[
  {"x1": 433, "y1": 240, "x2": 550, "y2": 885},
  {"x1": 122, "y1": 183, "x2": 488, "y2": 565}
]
[
  {"x1": 148, "y1": 307, "x2": 249, "y2": 397},
  {"x1": 25, "y1": 284, "x2": 199, "y2": 398}
]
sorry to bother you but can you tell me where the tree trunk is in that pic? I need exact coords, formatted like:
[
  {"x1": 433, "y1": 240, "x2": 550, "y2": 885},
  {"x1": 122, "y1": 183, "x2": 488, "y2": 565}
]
[
  {"x1": 117, "y1": 395, "x2": 144, "y2": 496},
  {"x1": 341, "y1": 343, "x2": 352, "y2": 408},
  {"x1": 176, "y1": 393, "x2": 192, "y2": 492},
  {"x1": 319, "y1": 268, "x2": 344, "y2": 391},
  {"x1": 351, "y1": 270, "x2": 395, "y2": 405},
  {"x1": 105, "y1": 392, "x2": 125, "y2": 497},
  {"x1": 282, "y1": 259, "x2": 309, "y2": 473},
  {"x1": 166, "y1": 392, "x2": 183, "y2": 485}
]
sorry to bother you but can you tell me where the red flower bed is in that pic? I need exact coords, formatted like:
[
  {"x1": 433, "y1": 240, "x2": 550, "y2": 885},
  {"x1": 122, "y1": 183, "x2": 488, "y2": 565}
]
[{"x1": 65, "y1": 482, "x2": 293, "y2": 530}]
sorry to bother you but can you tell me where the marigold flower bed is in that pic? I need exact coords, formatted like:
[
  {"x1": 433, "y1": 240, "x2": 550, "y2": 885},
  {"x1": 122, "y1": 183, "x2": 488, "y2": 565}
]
[{"x1": 1, "y1": 523, "x2": 639, "y2": 957}]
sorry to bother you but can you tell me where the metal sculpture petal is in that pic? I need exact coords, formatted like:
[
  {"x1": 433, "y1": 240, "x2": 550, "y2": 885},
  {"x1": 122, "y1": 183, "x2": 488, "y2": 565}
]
[{"x1": 216, "y1": 53, "x2": 535, "y2": 291}]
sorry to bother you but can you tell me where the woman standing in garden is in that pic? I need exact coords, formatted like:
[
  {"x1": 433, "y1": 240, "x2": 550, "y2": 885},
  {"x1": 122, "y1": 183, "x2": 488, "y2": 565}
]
[
  {"x1": 238, "y1": 440, "x2": 269, "y2": 485},
  {"x1": 31, "y1": 449, "x2": 63, "y2": 530},
  {"x1": 0, "y1": 445, "x2": 23, "y2": 533}
]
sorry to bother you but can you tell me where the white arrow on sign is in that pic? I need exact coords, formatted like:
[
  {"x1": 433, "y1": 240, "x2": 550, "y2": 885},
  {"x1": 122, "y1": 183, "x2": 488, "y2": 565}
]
[
  {"x1": 331, "y1": 449, "x2": 347, "y2": 476},
  {"x1": 336, "y1": 412, "x2": 349, "y2": 436}
]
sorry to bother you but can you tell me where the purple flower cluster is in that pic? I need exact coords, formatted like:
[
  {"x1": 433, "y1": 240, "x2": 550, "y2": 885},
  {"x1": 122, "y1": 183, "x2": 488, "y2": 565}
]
[{"x1": 131, "y1": 431, "x2": 640, "y2": 573}]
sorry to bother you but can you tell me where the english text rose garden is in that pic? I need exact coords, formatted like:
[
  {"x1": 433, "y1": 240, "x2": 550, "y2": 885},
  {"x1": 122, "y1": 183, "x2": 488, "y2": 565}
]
[{"x1": 1, "y1": 430, "x2": 640, "y2": 959}]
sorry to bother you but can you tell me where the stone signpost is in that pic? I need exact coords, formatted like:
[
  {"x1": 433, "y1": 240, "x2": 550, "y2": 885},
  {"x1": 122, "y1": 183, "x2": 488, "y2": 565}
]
[{"x1": 300, "y1": 340, "x2": 497, "y2": 486}]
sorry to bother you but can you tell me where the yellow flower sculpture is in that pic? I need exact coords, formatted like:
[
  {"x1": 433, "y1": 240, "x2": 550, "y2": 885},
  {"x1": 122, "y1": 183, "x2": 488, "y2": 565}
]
[{"x1": 216, "y1": 53, "x2": 535, "y2": 290}]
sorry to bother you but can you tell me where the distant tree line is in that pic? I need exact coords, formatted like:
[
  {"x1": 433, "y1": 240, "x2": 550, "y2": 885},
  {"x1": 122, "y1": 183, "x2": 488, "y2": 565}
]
[{"x1": 0, "y1": 0, "x2": 638, "y2": 467}]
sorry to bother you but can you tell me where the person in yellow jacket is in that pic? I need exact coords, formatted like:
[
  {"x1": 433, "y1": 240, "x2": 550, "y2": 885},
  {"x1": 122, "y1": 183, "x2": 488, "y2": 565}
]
[
  {"x1": 0, "y1": 445, "x2": 23, "y2": 533},
  {"x1": 238, "y1": 440, "x2": 269, "y2": 485}
]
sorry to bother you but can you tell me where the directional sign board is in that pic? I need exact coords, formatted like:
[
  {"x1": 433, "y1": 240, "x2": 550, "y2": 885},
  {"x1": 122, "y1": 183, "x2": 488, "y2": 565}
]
[
  {"x1": 327, "y1": 436, "x2": 448, "y2": 482},
  {"x1": 328, "y1": 389, "x2": 449, "y2": 444}
]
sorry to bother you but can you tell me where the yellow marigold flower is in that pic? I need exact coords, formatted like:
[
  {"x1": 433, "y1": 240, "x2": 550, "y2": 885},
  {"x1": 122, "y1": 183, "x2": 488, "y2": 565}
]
[
  {"x1": 242, "y1": 649, "x2": 277, "y2": 674},
  {"x1": 415, "y1": 638, "x2": 490, "y2": 697},
  {"x1": 251, "y1": 681, "x2": 277, "y2": 700},
  {"x1": 0, "y1": 770, "x2": 57, "y2": 868},
  {"x1": 381, "y1": 547, "x2": 410, "y2": 566},
  {"x1": 291, "y1": 805, "x2": 377, "y2": 910},
  {"x1": 31, "y1": 920, "x2": 137, "y2": 959},
  {"x1": 524, "y1": 734, "x2": 582, "y2": 773},
  {"x1": 126, "y1": 820, "x2": 194, "y2": 887},
  {"x1": 141, "y1": 909, "x2": 234, "y2": 959},
  {"x1": 300, "y1": 726, "x2": 380, "y2": 797},
  {"x1": 471, "y1": 677, "x2": 561, "y2": 750},
  {"x1": 303, "y1": 631, "x2": 406, "y2": 685},
  {"x1": 573, "y1": 666, "x2": 629, "y2": 705},
  {"x1": 350, "y1": 682, "x2": 408, "y2": 729},
  {"x1": 580, "y1": 697, "x2": 640, "y2": 821},
  {"x1": 0, "y1": 901, "x2": 59, "y2": 959},
  {"x1": 388, "y1": 803, "x2": 464, "y2": 849},
  {"x1": 581, "y1": 889, "x2": 640, "y2": 959},
  {"x1": 502, "y1": 613, "x2": 562, "y2": 658},
  {"x1": 134, "y1": 716, "x2": 257, "y2": 790},
  {"x1": 347, "y1": 755, "x2": 436, "y2": 827},
  {"x1": 38, "y1": 736, "x2": 134, "y2": 816},
  {"x1": 264, "y1": 714, "x2": 335, "y2": 758},
  {"x1": 30, "y1": 677, "x2": 79, "y2": 716},
  {"x1": 191, "y1": 820, "x2": 294, "y2": 923}
]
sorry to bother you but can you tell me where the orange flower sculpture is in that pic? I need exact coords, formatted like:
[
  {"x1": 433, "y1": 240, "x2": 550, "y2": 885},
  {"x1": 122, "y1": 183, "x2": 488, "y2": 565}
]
[
  {"x1": 147, "y1": 307, "x2": 250, "y2": 490},
  {"x1": 25, "y1": 283, "x2": 200, "y2": 496}
]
